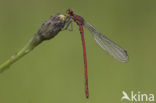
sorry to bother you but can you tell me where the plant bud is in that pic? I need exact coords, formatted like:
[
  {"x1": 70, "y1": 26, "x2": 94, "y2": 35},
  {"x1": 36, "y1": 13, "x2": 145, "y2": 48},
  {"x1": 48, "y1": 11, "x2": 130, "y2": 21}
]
[{"x1": 31, "y1": 14, "x2": 66, "y2": 47}]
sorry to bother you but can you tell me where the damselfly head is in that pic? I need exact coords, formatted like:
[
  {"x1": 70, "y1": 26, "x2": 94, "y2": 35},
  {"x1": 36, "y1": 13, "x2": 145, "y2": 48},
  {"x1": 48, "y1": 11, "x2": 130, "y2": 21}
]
[{"x1": 67, "y1": 9, "x2": 73, "y2": 15}]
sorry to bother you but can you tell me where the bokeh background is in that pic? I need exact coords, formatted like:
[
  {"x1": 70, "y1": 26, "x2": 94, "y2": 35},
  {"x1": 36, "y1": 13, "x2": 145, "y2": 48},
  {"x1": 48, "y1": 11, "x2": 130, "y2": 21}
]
[{"x1": 0, "y1": 0, "x2": 156, "y2": 103}]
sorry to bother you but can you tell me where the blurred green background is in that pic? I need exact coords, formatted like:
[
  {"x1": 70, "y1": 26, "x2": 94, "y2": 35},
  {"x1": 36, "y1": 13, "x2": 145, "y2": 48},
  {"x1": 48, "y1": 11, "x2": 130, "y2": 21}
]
[{"x1": 0, "y1": 0, "x2": 156, "y2": 103}]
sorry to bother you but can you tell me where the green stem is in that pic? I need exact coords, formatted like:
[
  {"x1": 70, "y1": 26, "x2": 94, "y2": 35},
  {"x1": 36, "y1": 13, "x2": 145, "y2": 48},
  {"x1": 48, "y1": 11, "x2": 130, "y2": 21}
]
[{"x1": 0, "y1": 37, "x2": 40, "y2": 72}]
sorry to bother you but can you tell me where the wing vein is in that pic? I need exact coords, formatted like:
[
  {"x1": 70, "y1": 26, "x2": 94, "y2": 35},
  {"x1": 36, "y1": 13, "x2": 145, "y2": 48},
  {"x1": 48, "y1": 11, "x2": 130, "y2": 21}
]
[{"x1": 84, "y1": 21, "x2": 128, "y2": 62}]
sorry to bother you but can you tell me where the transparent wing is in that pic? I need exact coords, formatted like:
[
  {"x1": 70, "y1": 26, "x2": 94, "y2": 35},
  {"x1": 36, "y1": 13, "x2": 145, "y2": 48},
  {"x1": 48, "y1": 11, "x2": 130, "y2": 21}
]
[{"x1": 84, "y1": 21, "x2": 128, "y2": 62}]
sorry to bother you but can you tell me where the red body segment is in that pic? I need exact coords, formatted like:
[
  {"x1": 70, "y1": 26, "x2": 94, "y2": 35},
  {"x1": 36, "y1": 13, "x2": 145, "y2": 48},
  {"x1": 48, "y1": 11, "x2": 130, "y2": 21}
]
[
  {"x1": 79, "y1": 25, "x2": 89, "y2": 98},
  {"x1": 67, "y1": 9, "x2": 89, "y2": 98}
]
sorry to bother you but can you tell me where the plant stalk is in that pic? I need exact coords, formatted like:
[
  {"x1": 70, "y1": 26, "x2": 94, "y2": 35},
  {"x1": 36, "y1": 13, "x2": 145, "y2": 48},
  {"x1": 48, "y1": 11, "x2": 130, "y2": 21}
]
[{"x1": 0, "y1": 38, "x2": 39, "y2": 72}]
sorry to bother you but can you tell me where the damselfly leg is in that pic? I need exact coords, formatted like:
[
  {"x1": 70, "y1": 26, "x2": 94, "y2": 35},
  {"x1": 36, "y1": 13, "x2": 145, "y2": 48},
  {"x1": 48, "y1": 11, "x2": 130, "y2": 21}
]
[{"x1": 63, "y1": 16, "x2": 73, "y2": 31}]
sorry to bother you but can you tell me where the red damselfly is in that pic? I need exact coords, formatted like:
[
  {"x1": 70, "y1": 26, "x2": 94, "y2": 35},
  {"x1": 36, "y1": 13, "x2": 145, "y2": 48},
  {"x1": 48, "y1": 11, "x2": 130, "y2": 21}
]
[{"x1": 66, "y1": 9, "x2": 128, "y2": 99}]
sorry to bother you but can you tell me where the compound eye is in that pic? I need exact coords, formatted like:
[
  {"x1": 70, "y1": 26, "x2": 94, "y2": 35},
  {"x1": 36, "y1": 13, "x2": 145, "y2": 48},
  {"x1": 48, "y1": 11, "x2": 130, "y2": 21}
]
[{"x1": 67, "y1": 9, "x2": 73, "y2": 15}]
